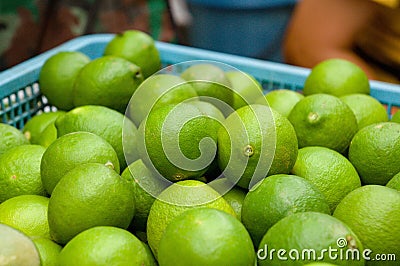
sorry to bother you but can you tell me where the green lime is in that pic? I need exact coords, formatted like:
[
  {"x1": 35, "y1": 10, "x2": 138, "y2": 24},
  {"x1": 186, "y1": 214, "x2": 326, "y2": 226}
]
[
  {"x1": 32, "y1": 238, "x2": 62, "y2": 266},
  {"x1": 104, "y1": 30, "x2": 161, "y2": 78},
  {"x1": 218, "y1": 105, "x2": 297, "y2": 189},
  {"x1": 291, "y1": 146, "x2": 361, "y2": 211},
  {"x1": 121, "y1": 159, "x2": 162, "y2": 232},
  {"x1": 0, "y1": 224, "x2": 41, "y2": 266},
  {"x1": 180, "y1": 63, "x2": 234, "y2": 109},
  {"x1": 340, "y1": 94, "x2": 388, "y2": 130},
  {"x1": 36, "y1": 122, "x2": 58, "y2": 148},
  {"x1": 128, "y1": 73, "x2": 198, "y2": 126},
  {"x1": 189, "y1": 100, "x2": 225, "y2": 180},
  {"x1": 0, "y1": 123, "x2": 29, "y2": 156},
  {"x1": 257, "y1": 212, "x2": 364, "y2": 266},
  {"x1": 55, "y1": 105, "x2": 138, "y2": 171},
  {"x1": 333, "y1": 185, "x2": 400, "y2": 265},
  {"x1": 73, "y1": 55, "x2": 143, "y2": 113},
  {"x1": 158, "y1": 208, "x2": 255, "y2": 266},
  {"x1": 386, "y1": 172, "x2": 400, "y2": 191},
  {"x1": 0, "y1": 195, "x2": 50, "y2": 239},
  {"x1": 288, "y1": 93, "x2": 358, "y2": 153},
  {"x1": 48, "y1": 163, "x2": 135, "y2": 245},
  {"x1": 142, "y1": 242, "x2": 157, "y2": 265},
  {"x1": 225, "y1": 70, "x2": 263, "y2": 110},
  {"x1": 146, "y1": 180, "x2": 236, "y2": 258},
  {"x1": 40, "y1": 131, "x2": 120, "y2": 195},
  {"x1": 348, "y1": 122, "x2": 400, "y2": 185},
  {"x1": 265, "y1": 89, "x2": 304, "y2": 117},
  {"x1": 22, "y1": 111, "x2": 65, "y2": 144},
  {"x1": 221, "y1": 185, "x2": 246, "y2": 221},
  {"x1": 188, "y1": 100, "x2": 225, "y2": 121},
  {"x1": 0, "y1": 144, "x2": 46, "y2": 202},
  {"x1": 209, "y1": 177, "x2": 246, "y2": 220},
  {"x1": 267, "y1": 108, "x2": 298, "y2": 176},
  {"x1": 391, "y1": 110, "x2": 400, "y2": 123},
  {"x1": 137, "y1": 103, "x2": 220, "y2": 181},
  {"x1": 303, "y1": 58, "x2": 370, "y2": 97},
  {"x1": 242, "y1": 174, "x2": 330, "y2": 247},
  {"x1": 39, "y1": 51, "x2": 90, "y2": 110},
  {"x1": 57, "y1": 226, "x2": 155, "y2": 266}
]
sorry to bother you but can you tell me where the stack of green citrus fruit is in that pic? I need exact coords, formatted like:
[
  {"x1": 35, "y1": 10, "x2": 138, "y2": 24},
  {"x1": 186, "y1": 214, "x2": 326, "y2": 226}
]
[{"x1": 1, "y1": 30, "x2": 399, "y2": 266}]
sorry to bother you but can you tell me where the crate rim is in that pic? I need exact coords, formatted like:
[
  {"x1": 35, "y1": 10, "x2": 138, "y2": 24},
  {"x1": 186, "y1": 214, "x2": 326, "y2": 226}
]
[
  {"x1": 0, "y1": 34, "x2": 311, "y2": 95},
  {"x1": 0, "y1": 33, "x2": 399, "y2": 104}
]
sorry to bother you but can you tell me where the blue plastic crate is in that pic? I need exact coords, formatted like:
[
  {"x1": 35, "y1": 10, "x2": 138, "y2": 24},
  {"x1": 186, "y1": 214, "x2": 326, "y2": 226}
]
[{"x1": 1, "y1": 33, "x2": 399, "y2": 129}]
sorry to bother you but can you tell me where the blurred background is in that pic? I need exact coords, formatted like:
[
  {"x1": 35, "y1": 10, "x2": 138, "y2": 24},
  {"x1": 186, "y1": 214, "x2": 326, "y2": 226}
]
[
  {"x1": 0, "y1": 0, "x2": 298, "y2": 71},
  {"x1": 0, "y1": 0, "x2": 400, "y2": 83}
]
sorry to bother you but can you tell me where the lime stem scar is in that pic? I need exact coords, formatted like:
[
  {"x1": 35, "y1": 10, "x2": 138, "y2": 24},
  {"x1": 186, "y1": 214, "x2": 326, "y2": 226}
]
[
  {"x1": 244, "y1": 145, "x2": 254, "y2": 157},
  {"x1": 308, "y1": 112, "x2": 319, "y2": 123},
  {"x1": 104, "y1": 161, "x2": 115, "y2": 170}
]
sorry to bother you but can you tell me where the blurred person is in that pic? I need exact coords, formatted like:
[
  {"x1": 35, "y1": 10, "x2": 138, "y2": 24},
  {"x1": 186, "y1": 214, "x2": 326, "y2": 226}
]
[
  {"x1": 283, "y1": 0, "x2": 400, "y2": 83},
  {"x1": 0, "y1": 0, "x2": 175, "y2": 71}
]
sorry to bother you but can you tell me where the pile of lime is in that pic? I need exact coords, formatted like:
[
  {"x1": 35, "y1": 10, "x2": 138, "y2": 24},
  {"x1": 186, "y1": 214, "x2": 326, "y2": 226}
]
[{"x1": 1, "y1": 30, "x2": 399, "y2": 266}]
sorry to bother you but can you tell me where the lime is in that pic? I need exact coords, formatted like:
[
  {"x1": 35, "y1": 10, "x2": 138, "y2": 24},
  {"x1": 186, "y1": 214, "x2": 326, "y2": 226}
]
[
  {"x1": 257, "y1": 212, "x2": 364, "y2": 266},
  {"x1": 348, "y1": 122, "x2": 400, "y2": 185},
  {"x1": 137, "y1": 103, "x2": 220, "y2": 181},
  {"x1": 225, "y1": 70, "x2": 263, "y2": 110},
  {"x1": 120, "y1": 159, "x2": 162, "y2": 232},
  {"x1": 340, "y1": 94, "x2": 388, "y2": 130},
  {"x1": 180, "y1": 63, "x2": 234, "y2": 109},
  {"x1": 208, "y1": 177, "x2": 246, "y2": 220},
  {"x1": 36, "y1": 122, "x2": 58, "y2": 148},
  {"x1": 40, "y1": 131, "x2": 120, "y2": 195},
  {"x1": 303, "y1": 58, "x2": 370, "y2": 97},
  {"x1": 189, "y1": 101, "x2": 226, "y2": 180},
  {"x1": 221, "y1": 184, "x2": 246, "y2": 221},
  {"x1": 142, "y1": 242, "x2": 157, "y2": 266},
  {"x1": 288, "y1": 93, "x2": 358, "y2": 153},
  {"x1": 0, "y1": 123, "x2": 29, "y2": 156},
  {"x1": 57, "y1": 226, "x2": 155, "y2": 266},
  {"x1": 242, "y1": 174, "x2": 330, "y2": 247},
  {"x1": 39, "y1": 51, "x2": 90, "y2": 110},
  {"x1": 146, "y1": 180, "x2": 236, "y2": 258},
  {"x1": 218, "y1": 105, "x2": 297, "y2": 189},
  {"x1": 128, "y1": 74, "x2": 198, "y2": 126},
  {"x1": 0, "y1": 144, "x2": 46, "y2": 202},
  {"x1": 104, "y1": 30, "x2": 161, "y2": 78},
  {"x1": 158, "y1": 208, "x2": 255, "y2": 266},
  {"x1": 386, "y1": 172, "x2": 400, "y2": 191},
  {"x1": 188, "y1": 100, "x2": 225, "y2": 121},
  {"x1": 73, "y1": 55, "x2": 143, "y2": 113},
  {"x1": 333, "y1": 185, "x2": 400, "y2": 265},
  {"x1": 291, "y1": 146, "x2": 361, "y2": 211},
  {"x1": 0, "y1": 195, "x2": 50, "y2": 239},
  {"x1": 267, "y1": 108, "x2": 298, "y2": 176},
  {"x1": 48, "y1": 163, "x2": 135, "y2": 245},
  {"x1": 391, "y1": 110, "x2": 400, "y2": 123},
  {"x1": 0, "y1": 224, "x2": 41, "y2": 266},
  {"x1": 22, "y1": 111, "x2": 65, "y2": 144},
  {"x1": 32, "y1": 238, "x2": 62, "y2": 266},
  {"x1": 55, "y1": 105, "x2": 138, "y2": 171},
  {"x1": 265, "y1": 89, "x2": 304, "y2": 117}
]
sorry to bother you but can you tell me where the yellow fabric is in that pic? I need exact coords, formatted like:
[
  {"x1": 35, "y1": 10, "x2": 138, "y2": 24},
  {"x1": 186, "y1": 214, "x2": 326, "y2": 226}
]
[{"x1": 371, "y1": 0, "x2": 400, "y2": 8}]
